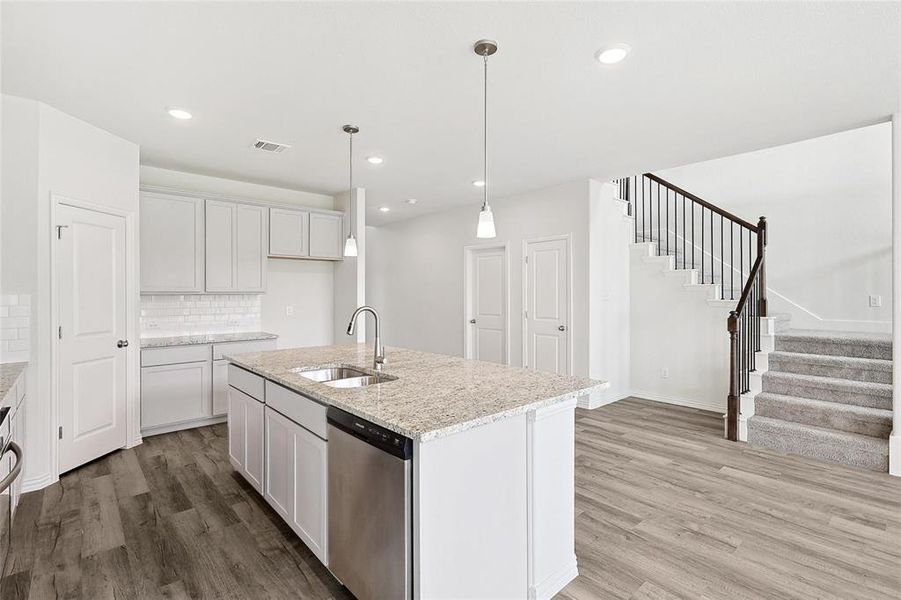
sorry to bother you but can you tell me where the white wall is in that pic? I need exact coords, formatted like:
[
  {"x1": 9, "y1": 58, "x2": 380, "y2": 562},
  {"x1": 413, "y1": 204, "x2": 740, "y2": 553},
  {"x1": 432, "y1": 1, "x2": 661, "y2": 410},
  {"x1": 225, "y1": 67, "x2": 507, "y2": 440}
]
[
  {"x1": 657, "y1": 123, "x2": 893, "y2": 333},
  {"x1": 333, "y1": 188, "x2": 365, "y2": 344},
  {"x1": 139, "y1": 166, "x2": 336, "y2": 349},
  {"x1": 1, "y1": 95, "x2": 141, "y2": 490},
  {"x1": 368, "y1": 180, "x2": 595, "y2": 379}
]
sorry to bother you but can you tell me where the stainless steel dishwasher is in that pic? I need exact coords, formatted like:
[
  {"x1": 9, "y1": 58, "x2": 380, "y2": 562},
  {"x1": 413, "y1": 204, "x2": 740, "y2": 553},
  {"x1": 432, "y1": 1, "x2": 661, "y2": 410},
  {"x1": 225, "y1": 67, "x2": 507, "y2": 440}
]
[{"x1": 327, "y1": 406, "x2": 413, "y2": 600}]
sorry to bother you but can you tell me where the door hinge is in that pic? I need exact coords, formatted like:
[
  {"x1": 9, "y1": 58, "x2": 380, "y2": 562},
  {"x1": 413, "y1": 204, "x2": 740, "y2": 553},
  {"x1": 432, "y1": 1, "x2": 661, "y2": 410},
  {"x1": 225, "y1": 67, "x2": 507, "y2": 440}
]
[
  {"x1": 524, "y1": 256, "x2": 528, "y2": 264},
  {"x1": 58, "y1": 326, "x2": 63, "y2": 339},
  {"x1": 56, "y1": 225, "x2": 69, "y2": 239},
  {"x1": 524, "y1": 310, "x2": 528, "y2": 319},
  {"x1": 58, "y1": 426, "x2": 63, "y2": 440}
]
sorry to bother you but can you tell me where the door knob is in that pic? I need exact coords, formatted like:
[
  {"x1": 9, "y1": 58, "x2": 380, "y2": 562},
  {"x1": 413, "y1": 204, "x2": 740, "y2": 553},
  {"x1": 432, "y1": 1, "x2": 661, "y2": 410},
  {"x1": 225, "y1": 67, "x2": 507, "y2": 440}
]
[
  {"x1": 469, "y1": 319, "x2": 476, "y2": 324},
  {"x1": 117, "y1": 340, "x2": 129, "y2": 348},
  {"x1": 558, "y1": 325, "x2": 566, "y2": 332}
]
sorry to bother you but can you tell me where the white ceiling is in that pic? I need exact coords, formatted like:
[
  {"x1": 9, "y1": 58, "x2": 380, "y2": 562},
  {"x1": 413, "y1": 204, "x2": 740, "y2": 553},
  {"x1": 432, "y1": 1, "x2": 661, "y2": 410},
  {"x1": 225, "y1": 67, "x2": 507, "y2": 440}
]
[{"x1": 3, "y1": 2, "x2": 898, "y2": 225}]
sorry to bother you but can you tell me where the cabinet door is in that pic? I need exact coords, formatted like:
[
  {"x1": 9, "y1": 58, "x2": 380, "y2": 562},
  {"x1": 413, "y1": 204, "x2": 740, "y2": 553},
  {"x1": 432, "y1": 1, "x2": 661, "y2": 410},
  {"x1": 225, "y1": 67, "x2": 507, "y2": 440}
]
[
  {"x1": 269, "y1": 208, "x2": 309, "y2": 258},
  {"x1": 236, "y1": 204, "x2": 267, "y2": 292},
  {"x1": 140, "y1": 193, "x2": 204, "y2": 292},
  {"x1": 292, "y1": 422, "x2": 328, "y2": 565},
  {"x1": 264, "y1": 407, "x2": 294, "y2": 521},
  {"x1": 141, "y1": 361, "x2": 212, "y2": 430},
  {"x1": 244, "y1": 394, "x2": 265, "y2": 492},
  {"x1": 227, "y1": 386, "x2": 246, "y2": 472},
  {"x1": 309, "y1": 212, "x2": 343, "y2": 259},
  {"x1": 205, "y1": 200, "x2": 236, "y2": 291},
  {"x1": 212, "y1": 361, "x2": 229, "y2": 416}
]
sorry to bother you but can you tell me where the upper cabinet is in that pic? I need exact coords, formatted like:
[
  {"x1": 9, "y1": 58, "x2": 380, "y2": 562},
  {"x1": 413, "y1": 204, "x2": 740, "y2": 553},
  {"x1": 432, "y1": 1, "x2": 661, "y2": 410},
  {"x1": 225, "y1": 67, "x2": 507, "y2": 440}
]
[
  {"x1": 205, "y1": 200, "x2": 267, "y2": 293},
  {"x1": 269, "y1": 208, "x2": 343, "y2": 261},
  {"x1": 141, "y1": 192, "x2": 205, "y2": 293}
]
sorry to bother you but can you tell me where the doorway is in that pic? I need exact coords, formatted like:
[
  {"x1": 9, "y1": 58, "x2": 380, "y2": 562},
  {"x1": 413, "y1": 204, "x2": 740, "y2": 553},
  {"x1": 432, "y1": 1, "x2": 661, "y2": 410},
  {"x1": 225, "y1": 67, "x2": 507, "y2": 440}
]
[
  {"x1": 464, "y1": 244, "x2": 510, "y2": 364},
  {"x1": 523, "y1": 235, "x2": 571, "y2": 375},
  {"x1": 55, "y1": 202, "x2": 129, "y2": 473}
]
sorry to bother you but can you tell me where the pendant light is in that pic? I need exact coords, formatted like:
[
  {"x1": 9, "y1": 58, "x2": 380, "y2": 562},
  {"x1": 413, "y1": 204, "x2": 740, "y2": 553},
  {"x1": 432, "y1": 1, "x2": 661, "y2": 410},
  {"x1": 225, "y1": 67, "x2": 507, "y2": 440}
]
[
  {"x1": 474, "y1": 39, "x2": 498, "y2": 239},
  {"x1": 342, "y1": 124, "x2": 359, "y2": 257}
]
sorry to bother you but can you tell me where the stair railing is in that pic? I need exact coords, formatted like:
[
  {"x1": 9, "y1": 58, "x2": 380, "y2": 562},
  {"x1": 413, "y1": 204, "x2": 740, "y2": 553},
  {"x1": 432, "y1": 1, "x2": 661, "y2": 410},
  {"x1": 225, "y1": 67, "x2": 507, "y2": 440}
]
[{"x1": 614, "y1": 173, "x2": 767, "y2": 441}]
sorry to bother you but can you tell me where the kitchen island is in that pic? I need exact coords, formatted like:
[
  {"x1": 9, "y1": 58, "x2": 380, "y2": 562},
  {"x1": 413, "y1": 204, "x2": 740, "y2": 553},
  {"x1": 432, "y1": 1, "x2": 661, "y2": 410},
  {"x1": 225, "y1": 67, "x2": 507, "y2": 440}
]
[{"x1": 226, "y1": 344, "x2": 606, "y2": 600}]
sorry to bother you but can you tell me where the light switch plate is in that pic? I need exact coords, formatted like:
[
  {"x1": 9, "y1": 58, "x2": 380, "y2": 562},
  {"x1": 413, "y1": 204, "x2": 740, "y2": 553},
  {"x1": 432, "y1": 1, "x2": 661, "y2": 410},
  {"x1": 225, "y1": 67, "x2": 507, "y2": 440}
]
[
  {"x1": 869, "y1": 295, "x2": 882, "y2": 308},
  {"x1": 661, "y1": 367, "x2": 670, "y2": 379},
  {"x1": 285, "y1": 305, "x2": 295, "y2": 316}
]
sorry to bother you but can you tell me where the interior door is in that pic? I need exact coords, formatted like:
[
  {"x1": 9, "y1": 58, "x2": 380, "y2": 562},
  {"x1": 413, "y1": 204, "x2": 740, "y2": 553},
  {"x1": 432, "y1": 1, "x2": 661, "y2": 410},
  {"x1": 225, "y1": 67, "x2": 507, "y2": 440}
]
[
  {"x1": 57, "y1": 204, "x2": 128, "y2": 473},
  {"x1": 525, "y1": 238, "x2": 569, "y2": 374},
  {"x1": 467, "y1": 247, "x2": 507, "y2": 363}
]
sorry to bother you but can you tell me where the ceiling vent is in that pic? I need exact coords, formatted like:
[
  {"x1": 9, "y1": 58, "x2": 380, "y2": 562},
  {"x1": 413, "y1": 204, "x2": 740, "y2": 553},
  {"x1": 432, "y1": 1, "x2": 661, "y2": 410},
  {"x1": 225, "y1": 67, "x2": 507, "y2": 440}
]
[{"x1": 251, "y1": 139, "x2": 291, "y2": 153}]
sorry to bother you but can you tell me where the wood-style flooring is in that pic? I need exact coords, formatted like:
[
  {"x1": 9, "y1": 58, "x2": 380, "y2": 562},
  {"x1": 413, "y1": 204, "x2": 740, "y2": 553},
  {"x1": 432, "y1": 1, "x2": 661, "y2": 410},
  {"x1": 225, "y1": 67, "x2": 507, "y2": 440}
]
[{"x1": 2, "y1": 398, "x2": 900, "y2": 599}]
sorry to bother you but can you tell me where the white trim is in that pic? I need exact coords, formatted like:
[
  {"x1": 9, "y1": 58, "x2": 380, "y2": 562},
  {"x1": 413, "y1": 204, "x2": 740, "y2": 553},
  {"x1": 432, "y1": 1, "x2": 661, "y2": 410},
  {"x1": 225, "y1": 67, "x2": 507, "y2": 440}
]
[
  {"x1": 529, "y1": 557, "x2": 579, "y2": 600},
  {"x1": 140, "y1": 183, "x2": 343, "y2": 216},
  {"x1": 521, "y1": 234, "x2": 574, "y2": 376},
  {"x1": 141, "y1": 415, "x2": 227, "y2": 438},
  {"x1": 578, "y1": 390, "x2": 624, "y2": 410},
  {"x1": 21, "y1": 472, "x2": 55, "y2": 494},
  {"x1": 51, "y1": 193, "x2": 141, "y2": 487},
  {"x1": 890, "y1": 432, "x2": 901, "y2": 477},
  {"x1": 462, "y1": 242, "x2": 512, "y2": 365},
  {"x1": 630, "y1": 389, "x2": 724, "y2": 413}
]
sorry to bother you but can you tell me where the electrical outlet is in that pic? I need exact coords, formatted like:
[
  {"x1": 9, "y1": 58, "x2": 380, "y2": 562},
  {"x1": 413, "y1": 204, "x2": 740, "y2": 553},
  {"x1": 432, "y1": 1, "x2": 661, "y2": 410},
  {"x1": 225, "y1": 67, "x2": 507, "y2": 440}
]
[
  {"x1": 868, "y1": 295, "x2": 882, "y2": 308},
  {"x1": 146, "y1": 321, "x2": 160, "y2": 329},
  {"x1": 661, "y1": 367, "x2": 669, "y2": 379},
  {"x1": 285, "y1": 305, "x2": 295, "y2": 316}
]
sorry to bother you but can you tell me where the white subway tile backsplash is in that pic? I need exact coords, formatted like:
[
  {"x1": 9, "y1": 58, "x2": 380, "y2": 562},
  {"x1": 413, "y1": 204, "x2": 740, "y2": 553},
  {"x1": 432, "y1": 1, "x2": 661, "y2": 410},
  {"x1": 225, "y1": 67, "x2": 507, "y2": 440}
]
[
  {"x1": 141, "y1": 294, "x2": 262, "y2": 337},
  {"x1": 1, "y1": 293, "x2": 31, "y2": 362}
]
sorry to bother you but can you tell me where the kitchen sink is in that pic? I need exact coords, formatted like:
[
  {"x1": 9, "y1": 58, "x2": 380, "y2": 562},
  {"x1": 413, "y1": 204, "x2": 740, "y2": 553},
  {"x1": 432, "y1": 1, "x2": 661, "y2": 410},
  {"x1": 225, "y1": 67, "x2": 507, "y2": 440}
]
[{"x1": 292, "y1": 366, "x2": 397, "y2": 388}]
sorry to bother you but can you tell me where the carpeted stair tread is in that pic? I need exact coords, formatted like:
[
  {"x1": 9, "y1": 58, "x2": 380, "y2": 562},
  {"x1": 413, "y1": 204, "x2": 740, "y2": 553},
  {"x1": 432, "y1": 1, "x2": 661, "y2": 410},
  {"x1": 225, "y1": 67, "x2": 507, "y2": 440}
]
[
  {"x1": 761, "y1": 371, "x2": 891, "y2": 409},
  {"x1": 747, "y1": 416, "x2": 888, "y2": 472},
  {"x1": 776, "y1": 330, "x2": 892, "y2": 360},
  {"x1": 767, "y1": 351, "x2": 892, "y2": 384},
  {"x1": 753, "y1": 392, "x2": 891, "y2": 438}
]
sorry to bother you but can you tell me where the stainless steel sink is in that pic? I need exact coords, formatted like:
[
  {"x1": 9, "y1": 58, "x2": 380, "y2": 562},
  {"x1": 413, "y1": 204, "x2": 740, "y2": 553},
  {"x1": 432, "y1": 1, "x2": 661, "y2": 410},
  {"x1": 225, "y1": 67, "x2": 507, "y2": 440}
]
[
  {"x1": 323, "y1": 374, "x2": 397, "y2": 388},
  {"x1": 292, "y1": 366, "x2": 397, "y2": 388},
  {"x1": 294, "y1": 367, "x2": 368, "y2": 382}
]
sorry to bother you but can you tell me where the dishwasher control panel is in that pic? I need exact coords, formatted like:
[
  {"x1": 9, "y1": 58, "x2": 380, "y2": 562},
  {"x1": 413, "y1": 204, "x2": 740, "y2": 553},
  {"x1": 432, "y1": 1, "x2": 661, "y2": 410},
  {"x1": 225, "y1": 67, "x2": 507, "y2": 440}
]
[{"x1": 327, "y1": 406, "x2": 413, "y2": 460}]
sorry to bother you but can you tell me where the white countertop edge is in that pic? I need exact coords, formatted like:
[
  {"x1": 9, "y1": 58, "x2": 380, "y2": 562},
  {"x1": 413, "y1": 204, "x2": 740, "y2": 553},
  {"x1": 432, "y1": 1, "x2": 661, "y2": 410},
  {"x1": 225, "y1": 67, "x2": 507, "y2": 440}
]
[{"x1": 225, "y1": 355, "x2": 609, "y2": 442}]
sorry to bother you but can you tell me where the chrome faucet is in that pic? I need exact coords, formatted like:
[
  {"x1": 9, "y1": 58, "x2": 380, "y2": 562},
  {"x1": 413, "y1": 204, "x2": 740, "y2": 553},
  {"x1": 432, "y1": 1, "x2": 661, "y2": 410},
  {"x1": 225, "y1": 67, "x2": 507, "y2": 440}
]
[{"x1": 347, "y1": 305, "x2": 386, "y2": 371}]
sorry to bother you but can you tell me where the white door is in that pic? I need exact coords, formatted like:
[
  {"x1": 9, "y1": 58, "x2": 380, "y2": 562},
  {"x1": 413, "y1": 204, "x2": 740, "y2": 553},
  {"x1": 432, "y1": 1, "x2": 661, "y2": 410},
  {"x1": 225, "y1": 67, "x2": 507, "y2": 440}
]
[
  {"x1": 57, "y1": 204, "x2": 128, "y2": 473},
  {"x1": 466, "y1": 247, "x2": 507, "y2": 363},
  {"x1": 525, "y1": 238, "x2": 569, "y2": 375}
]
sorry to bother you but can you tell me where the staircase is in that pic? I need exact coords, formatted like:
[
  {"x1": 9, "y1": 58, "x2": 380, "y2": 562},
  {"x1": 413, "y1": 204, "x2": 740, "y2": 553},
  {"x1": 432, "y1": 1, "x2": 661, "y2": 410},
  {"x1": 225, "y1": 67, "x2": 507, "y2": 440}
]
[
  {"x1": 616, "y1": 174, "x2": 894, "y2": 474},
  {"x1": 749, "y1": 330, "x2": 892, "y2": 471}
]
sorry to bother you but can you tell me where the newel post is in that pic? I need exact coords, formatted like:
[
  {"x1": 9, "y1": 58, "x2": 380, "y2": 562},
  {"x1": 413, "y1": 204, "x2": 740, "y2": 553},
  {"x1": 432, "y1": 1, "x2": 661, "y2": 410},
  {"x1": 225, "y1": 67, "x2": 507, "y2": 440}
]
[
  {"x1": 727, "y1": 311, "x2": 740, "y2": 441},
  {"x1": 757, "y1": 216, "x2": 767, "y2": 318}
]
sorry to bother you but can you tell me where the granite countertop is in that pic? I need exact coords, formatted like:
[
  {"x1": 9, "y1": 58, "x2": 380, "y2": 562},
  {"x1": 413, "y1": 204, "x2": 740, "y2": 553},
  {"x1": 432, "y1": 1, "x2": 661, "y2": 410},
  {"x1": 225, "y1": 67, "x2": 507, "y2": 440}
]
[
  {"x1": 0, "y1": 362, "x2": 28, "y2": 409},
  {"x1": 141, "y1": 331, "x2": 278, "y2": 349},
  {"x1": 226, "y1": 344, "x2": 608, "y2": 441}
]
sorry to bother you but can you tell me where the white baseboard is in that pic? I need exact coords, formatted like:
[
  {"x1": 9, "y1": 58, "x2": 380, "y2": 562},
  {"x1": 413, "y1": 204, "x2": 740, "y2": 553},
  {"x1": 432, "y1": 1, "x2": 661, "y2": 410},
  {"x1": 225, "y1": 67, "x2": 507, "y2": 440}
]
[
  {"x1": 630, "y1": 389, "x2": 725, "y2": 413},
  {"x1": 529, "y1": 556, "x2": 578, "y2": 600},
  {"x1": 578, "y1": 390, "x2": 628, "y2": 410},
  {"x1": 890, "y1": 431, "x2": 901, "y2": 477},
  {"x1": 21, "y1": 471, "x2": 56, "y2": 494},
  {"x1": 141, "y1": 415, "x2": 227, "y2": 438}
]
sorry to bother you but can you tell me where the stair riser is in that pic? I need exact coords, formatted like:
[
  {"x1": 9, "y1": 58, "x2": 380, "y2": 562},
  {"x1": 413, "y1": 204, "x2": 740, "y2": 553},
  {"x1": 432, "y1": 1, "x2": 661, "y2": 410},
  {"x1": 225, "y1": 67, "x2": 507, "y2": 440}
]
[
  {"x1": 747, "y1": 418, "x2": 888, "y2": 472},
  {"x1": 768, "y1": 357, "x2": 893, "y2": 384},
  {"x1": 775, "y1": 338, "x2": 892, "y2": 360},
  {"x1": 761, "y1": 377, "x2": 891, "y2": 410},
  {"x1": 754, "y1": 397, "x2": 891, "y2": 438}
]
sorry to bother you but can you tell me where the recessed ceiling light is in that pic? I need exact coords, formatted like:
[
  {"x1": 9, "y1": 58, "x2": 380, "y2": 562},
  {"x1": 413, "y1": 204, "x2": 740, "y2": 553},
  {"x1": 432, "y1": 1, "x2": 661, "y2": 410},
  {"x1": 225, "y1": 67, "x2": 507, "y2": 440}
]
[
  {"x1": 406, "y1": 198, "x2": 418, "y2": 205},
  {"x1": 166, "y1": 107, "x2": 193, "y2": 120},
  {"x1": 379, "y1": 206, "x2": 391, "y2": 212},
  {"x1": 367, "y1": 156, "x2": 384, "y2": 165},
  {"x1": 472, "y1": 180, "x2": 486, "y2": 187},
  {"x1": 595, "y1": 43, "x2": 631, "y2": 65}
]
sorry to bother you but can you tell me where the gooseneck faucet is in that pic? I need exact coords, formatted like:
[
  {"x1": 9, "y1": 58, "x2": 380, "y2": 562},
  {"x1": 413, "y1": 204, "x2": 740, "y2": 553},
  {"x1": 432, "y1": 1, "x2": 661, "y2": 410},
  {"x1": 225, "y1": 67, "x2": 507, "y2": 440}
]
[{"x1": 347, "y1": 305, "x2": 386, "y2": 371}]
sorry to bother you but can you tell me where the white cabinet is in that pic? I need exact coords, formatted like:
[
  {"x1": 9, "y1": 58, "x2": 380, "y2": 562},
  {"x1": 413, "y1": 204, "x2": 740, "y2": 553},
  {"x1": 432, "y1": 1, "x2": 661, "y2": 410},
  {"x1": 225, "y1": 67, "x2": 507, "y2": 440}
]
[
  {"x1": 213, "y1": 339, "x2": 275, "y2": 417},
  {"x1": 269, "y1": 208, "x2": 309, "y2": 258},
  {"x1": 212, "y1": 360, "x2": 229, "y2": 416},
  {"x1": 264, "y1": 406, "x2": 328, "y2": 565},
  {"x1": 141, "y1": 360, "x2": 212, "y2": 429},
  {"x1": 228, "y1": 386, "x2": 264, "y2": 492},
  {"x1": 205, "y1": 200, "x2": 267, "y2": 293},
  {"x1": 140, "y1": 192, "x2": 205, "y2": 293},
  {"x1": 309, "y1": 212, "x2": 343, "y2": 259}
]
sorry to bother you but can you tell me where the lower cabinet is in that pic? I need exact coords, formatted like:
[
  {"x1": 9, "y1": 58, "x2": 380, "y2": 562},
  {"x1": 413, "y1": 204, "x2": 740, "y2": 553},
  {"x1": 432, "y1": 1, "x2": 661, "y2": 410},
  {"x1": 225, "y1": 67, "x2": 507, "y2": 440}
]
[
  {"x1": 141, "y1": 360, "x2": 212, "y2": 429},
  {"x1": 228, "y1": 386, "x2": 264, "y2": 493},
  {"x1": 212, "y1": 360, "x2": 229, "y2": 416},
  {"x1": 264, "y1": 406, "x2": 328, "y2": 565}
]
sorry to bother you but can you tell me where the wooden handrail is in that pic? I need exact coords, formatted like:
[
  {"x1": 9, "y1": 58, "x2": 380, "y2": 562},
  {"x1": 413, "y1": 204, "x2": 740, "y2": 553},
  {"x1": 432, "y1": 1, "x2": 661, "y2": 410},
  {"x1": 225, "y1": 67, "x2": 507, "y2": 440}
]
[
  {"x1": 644, "y1": 173, "x2": 760, "y2": 232},
  {"x1": 734, "y1": 254, "x2": 764, "y2": 315}
]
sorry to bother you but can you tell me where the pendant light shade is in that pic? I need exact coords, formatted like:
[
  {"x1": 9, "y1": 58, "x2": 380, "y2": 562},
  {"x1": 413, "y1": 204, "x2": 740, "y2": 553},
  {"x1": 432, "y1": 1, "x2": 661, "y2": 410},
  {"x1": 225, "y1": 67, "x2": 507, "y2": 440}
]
[
  {"x1": 342, "y1": 124, "x2": 359, "y2": 258},
  {"x1": 474, "y1": 39, "x2": 498, "y2": 239}
]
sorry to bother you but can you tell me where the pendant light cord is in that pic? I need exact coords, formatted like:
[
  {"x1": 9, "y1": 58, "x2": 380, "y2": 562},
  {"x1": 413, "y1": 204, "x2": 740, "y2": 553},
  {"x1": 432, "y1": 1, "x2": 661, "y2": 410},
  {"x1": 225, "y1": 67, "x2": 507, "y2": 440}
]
[
  {"x1": 348, "y1": 130, "x2": 354, "y2": 236},
  {"x1": 483, "y1": 53, "x2": 489, "y2": 211}
]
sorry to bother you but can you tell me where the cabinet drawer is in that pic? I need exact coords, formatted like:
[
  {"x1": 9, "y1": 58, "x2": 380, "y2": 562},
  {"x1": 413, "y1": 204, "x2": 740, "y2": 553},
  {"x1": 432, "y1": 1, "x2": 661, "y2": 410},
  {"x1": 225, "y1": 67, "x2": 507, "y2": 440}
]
[
  {"x1": 213, "y1": 338, "x2": 277, "y2": 360},
  {"x1": 229, "y1": 364, "x2": 265, "y2": 401},
  {"x1": 141, "y1": 344, "x2": 211, "y2": 367},
  {"x1": 265, "y1": 381, "x2": 327, "y2": 440}
]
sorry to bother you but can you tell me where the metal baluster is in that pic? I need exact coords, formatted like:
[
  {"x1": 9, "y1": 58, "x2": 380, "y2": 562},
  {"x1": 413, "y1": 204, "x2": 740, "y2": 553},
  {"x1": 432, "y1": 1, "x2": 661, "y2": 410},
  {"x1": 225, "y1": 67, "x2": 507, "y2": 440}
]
[
  {"x1": 633, "y1": 176, "x2": 638, "y2": 242},
  {"x1": 666, "y1": 187, "x2": 669, "y2": 256},
  {"x1": 730, "y1": 221, "x2": 734, "y2": 300},
  {"x1": 710, "y1": 209, "x2": 714, "y2": 293},
  {"x1": 720, "y1": 215, "x2": 724, "y2": 300},
  {"x1": 740, "y1": 228, "x2": 743, "y2": 292},
  {"x1": 691, "y1": 201, "x2": 695, "y2": 269},
  {"x1": 656, "y1": 182, "x2": 661, "y2": 254},
  {"x1": 701, "y1": 206, "x2": 705, "y2": 283},
  {"x1": 682, "y1": 195, "x2": 686, "y2": 268}
]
